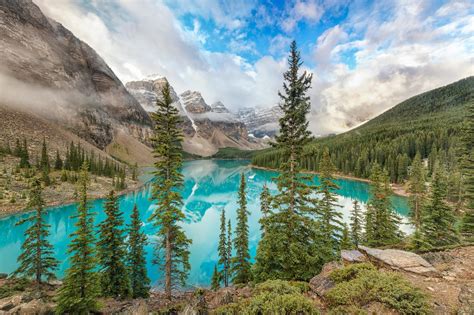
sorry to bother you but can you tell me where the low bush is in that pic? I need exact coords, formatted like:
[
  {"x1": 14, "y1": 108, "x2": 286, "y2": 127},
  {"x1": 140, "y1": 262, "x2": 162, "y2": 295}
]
[
  {"x1": 0, "y1": 278, "x2": 31, "y2": 299},
  {"x1": 326, "y1": 263, "x2": 430, "y2": 315},
  {"x1": 215, "y1": 280, "x2": 319, "y2": 315}
]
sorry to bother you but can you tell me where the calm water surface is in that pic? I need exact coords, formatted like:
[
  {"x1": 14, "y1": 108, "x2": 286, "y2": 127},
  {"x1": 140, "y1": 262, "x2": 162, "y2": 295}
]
[{"x1": 0, "y1": 160, "x2": 410, "y2": 287}]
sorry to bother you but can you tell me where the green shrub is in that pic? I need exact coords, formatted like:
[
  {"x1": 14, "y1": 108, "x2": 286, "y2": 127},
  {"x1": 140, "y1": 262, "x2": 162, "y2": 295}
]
[
  {"x1": 215, "y1": 280, "x2": 319, "y2": 315},
  {"x1": 326, "y1": 264, "x2": 430, "y2": 315},
  {"x1": 0, "y1": 278, "x2": 31, "y2": 299},
  {"x1": 329, "y1": 263, "x2": 376, "y2": 283}
]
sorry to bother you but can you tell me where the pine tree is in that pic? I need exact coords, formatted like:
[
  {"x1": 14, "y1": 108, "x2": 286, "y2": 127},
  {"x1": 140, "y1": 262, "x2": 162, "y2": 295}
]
[
  {"x1": 54, "y1": 150, "x2": 63, "y2": 170},
  {"x1": 149, "y1": 82, "x2": 191, "y2": 300},
  {"x1": 340, "y1": 224, "x2": 352, "y2": 250},
  {"x1": 40, "y1": 138, "x2": 50, "y2": 172},
  {"x1": 211, "y1": 264, "x2": 220, "y2": 291},
  {"x1": 132, "y1": 163, "x2": 138, "y2": 181},
  {"x1": 14, "y1": 139, "x2": 21, "y2": 157},
  {"x1": 349, "y1": 200, "x2": 363, "y2": 247},
  {"x1": 218, "y1": 210, "x2": 230, "y2": 287},
  {"x1": 408, "y1": 153, "x2": 426, "y2": 230},
  {"x1": 19, "y1": 138, "x2": 30, "y2": 168},
  {"x1": 13, "y1": 179, "x2": 58, "y2": 288},
  {"x1": 57, "y1": 162, "x2": 99, "y2": 314},
  {"x1": 421, "y1": 162, "x2": 459, "y2": 248},
  {"x1": 254, "y1": 41, "x2": 321, "y2": 282},
  {"x1": 127, "y1": 204, "x2": 150, "y2": 298},
  {"x1": 364, "y1": 164, "x2": 402, "y2": 246},
  {"x1": 226, "y1": 219, "x2": 232, "y2": 278},
  {"x1": 317, "y1": 147, "x2": 344, "y2": 261},
  {"x1": 97, "y1": 190, "x2": 130, "y2": 298},
  {"x1": 460, "y1": 101, "x2": 474, "y2": 242},
  {"x1": 259, "y1": 184, "x2": 271, "y2": 231},
  {"x1": 232, "y1": 173, "x2": 251, "y2": 284}
]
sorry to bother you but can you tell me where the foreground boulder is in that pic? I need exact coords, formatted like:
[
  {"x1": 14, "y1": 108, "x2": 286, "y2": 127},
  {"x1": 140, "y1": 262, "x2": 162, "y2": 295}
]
[
  {"x1": 358, "y1": 246, "x2": 438, "y2": 276},
  {"x1": 309, "y1": 261, "x2": 343, "y2": 297},
  {"x1": 341, "y1": 249, "x2": 367, "y2": 263}
]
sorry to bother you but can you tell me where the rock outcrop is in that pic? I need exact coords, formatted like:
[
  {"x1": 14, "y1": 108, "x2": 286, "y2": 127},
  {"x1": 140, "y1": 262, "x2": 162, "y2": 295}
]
[
  {"x1": 358, "y1": 246, "x2": 438, "y2": 276},
  {"x1": 0, "y1": 0, "x2": 152, "y2": 150},
  {"x1": 309, "y1": 261, "x2": 343, "y2": 297},
  {"x1": 180, "y1": 90, "x2": 212, "y2": 114}
]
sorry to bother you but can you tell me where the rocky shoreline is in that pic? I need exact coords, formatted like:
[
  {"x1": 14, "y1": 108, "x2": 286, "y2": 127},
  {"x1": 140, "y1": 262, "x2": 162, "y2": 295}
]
[{"x1": 1, "y1": 245, "x2": 472, "y2": 314}]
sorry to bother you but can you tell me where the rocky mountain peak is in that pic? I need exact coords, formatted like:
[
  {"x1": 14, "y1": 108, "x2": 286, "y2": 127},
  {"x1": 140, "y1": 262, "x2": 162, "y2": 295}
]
[
  {"x1": 180, "y1": 90, "x2": 211, "y2": 114},
  {"x1": 126, "y1": 77, "x2": 180, "y2": 112},
  {"x1": 211, "y1": 101, "x2": 229, "y2": 113}
]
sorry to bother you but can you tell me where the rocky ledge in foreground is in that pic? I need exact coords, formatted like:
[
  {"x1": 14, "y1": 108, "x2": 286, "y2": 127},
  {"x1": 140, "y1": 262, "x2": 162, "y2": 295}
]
[{"x1": 344, "y1": 246, "x2": 439, "y2": 276}]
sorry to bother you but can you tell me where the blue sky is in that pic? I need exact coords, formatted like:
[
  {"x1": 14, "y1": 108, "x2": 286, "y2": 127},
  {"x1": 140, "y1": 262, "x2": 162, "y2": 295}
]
[{"x1": 36, "y1": 0, "x2": 473, "y2": 134}]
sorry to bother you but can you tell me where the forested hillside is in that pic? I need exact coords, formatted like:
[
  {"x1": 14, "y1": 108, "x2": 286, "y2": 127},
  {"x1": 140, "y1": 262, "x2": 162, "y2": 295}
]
[{"x1": 253, "y1": 76, "x2": 474, "y2": 184}]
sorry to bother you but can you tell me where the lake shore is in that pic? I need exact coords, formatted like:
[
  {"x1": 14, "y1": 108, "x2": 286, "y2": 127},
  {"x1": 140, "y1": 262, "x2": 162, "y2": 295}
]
[
  {"x1": 250, "y1": 164, "x2": 409, "y2": 197},
  {"x1": 0, "y1": 167, "x2": 150, "y2": 218}
]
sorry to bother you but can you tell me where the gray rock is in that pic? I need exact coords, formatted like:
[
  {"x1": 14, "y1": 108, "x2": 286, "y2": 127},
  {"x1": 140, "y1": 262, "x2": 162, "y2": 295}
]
[
  {"x1": 0, "y1": 295, "x2": 22, "y2": 311},
  {"x1": 341, "y1": 249, "x2": 367, "y2": 263},
  {"x1": 309, "y1": 261, "x2": 343, "y2": 297},
  {"x1": 359, "y1": 246, "x2": 438, "y2": 276},
  {"x1": 458, "y1": 284, "x2": 474, "y2": 315}
]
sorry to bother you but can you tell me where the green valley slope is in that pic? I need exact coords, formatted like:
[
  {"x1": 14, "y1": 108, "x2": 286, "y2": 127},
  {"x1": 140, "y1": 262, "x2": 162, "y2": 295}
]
[{"x1": 253, "y1": 76, "x2": 474, "y2": 183}]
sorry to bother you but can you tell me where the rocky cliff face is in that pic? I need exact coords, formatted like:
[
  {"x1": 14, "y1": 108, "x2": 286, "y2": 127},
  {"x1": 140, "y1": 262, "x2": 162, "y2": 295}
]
[
  {"x1": 237, "y1": 106, "x2": 283, "y2": 138},
  {"x1": 0, "y1": 0, "x2": 152, "y2": 149}
]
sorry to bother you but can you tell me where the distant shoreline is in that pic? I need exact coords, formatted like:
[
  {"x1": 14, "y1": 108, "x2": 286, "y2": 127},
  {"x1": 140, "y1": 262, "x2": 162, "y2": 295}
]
[{"x1": 250, "y1": 164, "x2": 409, "y2": 197}]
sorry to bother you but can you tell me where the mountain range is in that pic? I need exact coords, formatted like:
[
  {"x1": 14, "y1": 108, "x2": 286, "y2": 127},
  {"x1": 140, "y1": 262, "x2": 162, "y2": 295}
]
[{"x1": 0, "y1": 0, "x2": 278, "y2": 162}]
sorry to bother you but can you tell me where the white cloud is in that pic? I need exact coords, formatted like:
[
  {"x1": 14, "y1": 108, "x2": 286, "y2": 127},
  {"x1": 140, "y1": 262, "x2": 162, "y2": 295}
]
[
  {"x1": 35, "y1": 0, "x2": 283, "y2": 112},
  {"x1": 34, "y1": 0, "x2": 473, "y2": 136},
  {"x1": 282, "y1": 0, "x2": 324, "y2": 32},
  {"x1": 308, "y1": 0, "x2": 474, "y2": 134}
]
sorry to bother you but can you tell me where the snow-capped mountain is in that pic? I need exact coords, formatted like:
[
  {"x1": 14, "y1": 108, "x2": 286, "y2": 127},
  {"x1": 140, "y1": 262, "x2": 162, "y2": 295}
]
[
  {"x1": 237, "y1": 106, "x2": 283, "y2": 138},
  {"x1": 126, "y1": 77, "x2": 266, "y2": 156}
]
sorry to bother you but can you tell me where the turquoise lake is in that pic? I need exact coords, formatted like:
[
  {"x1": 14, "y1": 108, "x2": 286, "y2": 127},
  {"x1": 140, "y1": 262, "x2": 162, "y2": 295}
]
[{"x1": 0, "y1": 159, "x2": 410, "y2": 288}]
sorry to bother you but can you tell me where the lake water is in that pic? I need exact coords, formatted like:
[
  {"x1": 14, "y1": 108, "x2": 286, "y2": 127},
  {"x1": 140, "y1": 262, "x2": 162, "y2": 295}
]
[{"x1": 0, "y1": 159, "x2": 410, "y2": 288}]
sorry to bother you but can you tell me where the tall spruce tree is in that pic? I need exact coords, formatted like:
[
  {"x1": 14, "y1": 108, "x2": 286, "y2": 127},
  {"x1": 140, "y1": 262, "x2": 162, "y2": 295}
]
[
  {"x1": 54, "y1": 150, "x2": 63, "y2": 171},
  {"x1": 40, "y1": 138, "x2": 50, "y2": 172},
  {"x1": 13, "y1": 179, "x2": 58, "y2": 288},
  {"x1": 317, "y1": 147, "x2": 344, "y2": 261},
  {"x1": 460, "y1": 101, "x2": 474, "y2": 242},
  {"x1": 149, "y1": 82, "x2": 191, "y2": 300},
  {"x1": 259, "y1": 184, "x2": 271, "y2": 228},
  {"x1": 408, "y1": 153, "x2": 426, "y2": 230},
  {"x1": 218, "y1": 209, "x2": 230, "y2": 287},
  {"x1": 97, "y1": 190, "x2": 130, "y2": 298},
  {"x1": 349, "y1": 200, "x2": 363, "y2": 247},
  {"x1": 364, "y1": 164, "x2": 402, "y2": 246},
  {"x1": 226, "y1": 219, "x2": 232, "y2": 277},
  {"x1": 19, "y1": 138, "x2": 30, "y2": 168},
  {"x1": 232, "y1": 173, "x2": 251, "y2": 284},
  {"x1": 127, "y1": 204, "x2": 150, "y2": 298},
  {"x1": 57, "y1": 162, "x2": 99, "y2": 314},
  {"x1": 421, "y1": 162, "x2": 459, "y2": 248},
  {"x1": 254, "y1": 41, "x2": 321, "y2": 282},
  {"x1": 211, "y1": 264, "x2": 220, "y2": 291},
  {"x1": 340, "y1": 224, "x2": 352, "y2": 250}
]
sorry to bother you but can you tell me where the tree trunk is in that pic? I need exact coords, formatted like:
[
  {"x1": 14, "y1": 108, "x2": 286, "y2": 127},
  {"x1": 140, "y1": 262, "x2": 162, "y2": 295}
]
[{"x1": 165, "y1": 229, "x2": 172, "y2": 300}]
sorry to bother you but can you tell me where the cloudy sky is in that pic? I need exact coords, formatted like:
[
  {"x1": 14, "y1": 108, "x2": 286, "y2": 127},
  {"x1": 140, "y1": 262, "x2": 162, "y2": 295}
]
[{"x1": 36, "y1": 0, "x2": 473, "y2": 135}]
